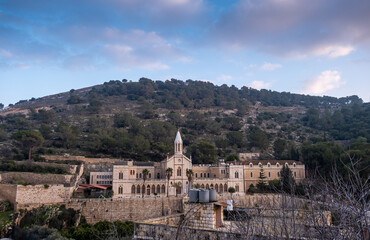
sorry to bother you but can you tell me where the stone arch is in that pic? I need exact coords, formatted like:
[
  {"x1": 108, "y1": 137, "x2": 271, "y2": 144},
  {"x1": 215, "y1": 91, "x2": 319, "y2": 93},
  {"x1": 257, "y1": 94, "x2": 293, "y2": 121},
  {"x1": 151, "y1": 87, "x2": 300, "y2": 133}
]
[
  {"x1": 157, "y1": 185, "x2": 160, "y2": 194},
  {"x1": 235, "y1": 171, "x2": 239, "y2": 178},
  {"x1": 118, "y1": 186, "x2": 123, "y2": 194},
  {"x1": 137, "y1": 185, "x2": 141, "y2": 194},
  {"x1": 210, "y1": 184, "x2": 214, "y2": 189},
  {"x1": 224, "y1": 184, "x2": 228, "y2": 192},
  {"x1": 146, "y1": 185, "x2": 151, "y2": 195},
  {"x1": 131, "y1": 185, "x2": 135, "y2": 194},
  {"x1": 215, "y1": 184, "x2": 218, "y2": 192},
  {"x1": 142, "y1": 185, "x2": 145, "y2": 194},
  {"x1": 235, "y1": 185, "x2": 239, "y2": 192},
  {"x1": 220, "y1": 184, "x2": 224, "y2": 193},
  {"x1": 177, "y1": 167, "x2": 182, "y2": 176},
  {"x1": 161, "y1": 184, "x2": 165, "y2": 193}
]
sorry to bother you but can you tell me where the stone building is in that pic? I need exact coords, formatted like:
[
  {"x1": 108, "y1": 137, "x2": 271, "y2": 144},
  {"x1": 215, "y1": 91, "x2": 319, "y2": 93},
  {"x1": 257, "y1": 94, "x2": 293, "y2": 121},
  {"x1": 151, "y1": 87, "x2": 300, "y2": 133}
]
[{"x1": 110, "y1": 131, "x2": 305, "y2": 197}]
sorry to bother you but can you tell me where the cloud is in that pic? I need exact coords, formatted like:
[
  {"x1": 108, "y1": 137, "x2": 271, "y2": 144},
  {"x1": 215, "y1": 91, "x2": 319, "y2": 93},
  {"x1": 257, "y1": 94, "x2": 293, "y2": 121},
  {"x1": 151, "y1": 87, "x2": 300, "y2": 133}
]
[
  {"x1": 302, "y1": 70, "x2": 344, "y2": 95},
  {"x1": 247, "y1": 80, "x2": 271, "y2": 89},
  {"x1": 246, "y1": 63, "x2": 282, "y2": 71},
  {"x1": 260, "y1": 63, "x2": 282, "y2": 71},
  {"x1": 213, "y1": 0, "x2": 370, "y2": 58},
  {"x1": 216, "y1": 74, "x2": 233, "y2": 83}
]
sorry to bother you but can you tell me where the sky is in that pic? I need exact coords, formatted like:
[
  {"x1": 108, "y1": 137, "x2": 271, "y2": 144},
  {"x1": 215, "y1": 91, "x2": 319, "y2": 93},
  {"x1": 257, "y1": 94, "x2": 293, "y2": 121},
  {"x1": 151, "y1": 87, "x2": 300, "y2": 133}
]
[{"x1": 0, "y1": 0, "x2": 370, "y2": 106}]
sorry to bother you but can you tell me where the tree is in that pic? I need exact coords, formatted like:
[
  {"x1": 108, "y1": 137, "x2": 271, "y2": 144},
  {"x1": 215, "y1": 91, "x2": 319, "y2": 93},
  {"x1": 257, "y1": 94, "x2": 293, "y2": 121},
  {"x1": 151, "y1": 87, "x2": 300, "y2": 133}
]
[
  {"x1": 172, "y1": 182, "x2": 181, "y2": 197},
  {"x1": 225, "y1": 154, "x2": 239, "y2": 162},
  {"x1": 248, "y1": 126, "x2": 269, "y2": 150},
  {"x1": 12, "y1": 130, "x2": 44, "y2": 161},
  {"x1": 280, "y1": 165, "x2": 295, "y2": 194},
  {"x1": 188, "y1": 142, "x2": 217, "y2": 164},
  {"x1": 256, "y1": 167, "x2": 268, "y2": 191},
  {"x1": 228, "y1": 187, "x2": 236, "y2": 199},
  {"x1": 186, "y1": 169, "x2": 194, "y2": 194},
  {"x1": 166, "y1": 168, "x2": 173, "y2": 197},
  {"x1": 273, "y1": 138, "x2": 286, "y2": 159},
  {"x1": 0, "y1": 103, "x2": 4, "y2": 110},
  {"x1": 142, "y1": 169, "x2": 149, "y2": 197}
]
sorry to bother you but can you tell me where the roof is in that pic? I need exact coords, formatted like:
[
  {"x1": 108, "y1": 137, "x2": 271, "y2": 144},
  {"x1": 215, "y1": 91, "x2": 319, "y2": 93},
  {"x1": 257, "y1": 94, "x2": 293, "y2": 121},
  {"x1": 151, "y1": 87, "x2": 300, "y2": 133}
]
[
  {"x1": 234, "y1": 160, "x2": 303, "y2": 165},
  {"x1": 79, "y1": 184, "x2": 109, "y2": 190},
  {"x1": 174, "y1": 131, "x2": 182, "y2": 143}
]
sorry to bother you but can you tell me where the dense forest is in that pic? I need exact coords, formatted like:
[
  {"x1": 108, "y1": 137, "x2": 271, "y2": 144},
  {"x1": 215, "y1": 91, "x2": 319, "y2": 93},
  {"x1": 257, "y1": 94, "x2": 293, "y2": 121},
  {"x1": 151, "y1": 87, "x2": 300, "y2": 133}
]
[{"x1": 0, "y1": 78, "x2": 369, "y2": 177}]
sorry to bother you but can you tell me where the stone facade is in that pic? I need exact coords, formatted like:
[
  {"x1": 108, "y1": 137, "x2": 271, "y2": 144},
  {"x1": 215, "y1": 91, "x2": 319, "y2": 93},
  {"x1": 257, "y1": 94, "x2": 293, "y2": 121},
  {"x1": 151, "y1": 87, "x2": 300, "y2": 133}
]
[
  {"x1": 110, "y1": 131, "x2": 305, "y2": 198},
  {"x1": 183, "y1": 202, "x2": 224, "y2": 229},
  {"x1": 89, "y1": 171, "x2": 113, "y2": 185}
]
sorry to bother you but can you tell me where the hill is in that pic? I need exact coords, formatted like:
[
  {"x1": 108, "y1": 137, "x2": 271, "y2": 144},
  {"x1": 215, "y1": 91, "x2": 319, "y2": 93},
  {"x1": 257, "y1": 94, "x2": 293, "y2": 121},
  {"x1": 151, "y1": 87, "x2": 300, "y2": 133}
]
[{"x1": 0, "y1": 78, "x2": 369, "y2": 176}]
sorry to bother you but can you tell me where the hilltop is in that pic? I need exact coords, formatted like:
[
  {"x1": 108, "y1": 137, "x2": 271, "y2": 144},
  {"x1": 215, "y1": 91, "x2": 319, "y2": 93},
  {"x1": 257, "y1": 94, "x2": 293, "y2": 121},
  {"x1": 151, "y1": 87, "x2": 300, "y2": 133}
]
[{"x1": 0, "y1": 78, "x2": 369, "y2": 176}]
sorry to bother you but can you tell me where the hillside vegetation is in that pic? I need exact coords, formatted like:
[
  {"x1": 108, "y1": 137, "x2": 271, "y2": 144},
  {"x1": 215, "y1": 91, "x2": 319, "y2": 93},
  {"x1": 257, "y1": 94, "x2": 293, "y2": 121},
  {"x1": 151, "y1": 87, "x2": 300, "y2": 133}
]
[{"x1": 0, "y1": 78, "x2": 369, "y2": 177}]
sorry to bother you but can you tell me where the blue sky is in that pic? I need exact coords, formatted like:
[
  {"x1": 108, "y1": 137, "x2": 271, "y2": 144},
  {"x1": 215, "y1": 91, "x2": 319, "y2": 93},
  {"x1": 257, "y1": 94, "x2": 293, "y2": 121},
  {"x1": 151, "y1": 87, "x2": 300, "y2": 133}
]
[{"x1": 0, "y1": 0, "x2": 369, "y2": 106}]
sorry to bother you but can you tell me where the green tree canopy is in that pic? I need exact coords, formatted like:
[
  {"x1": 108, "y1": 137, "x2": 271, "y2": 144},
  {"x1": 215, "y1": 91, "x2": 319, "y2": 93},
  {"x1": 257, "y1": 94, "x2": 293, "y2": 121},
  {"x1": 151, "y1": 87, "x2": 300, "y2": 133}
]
[{"x1": 12, "y1": 130, "x2": 44, "y2": 161}]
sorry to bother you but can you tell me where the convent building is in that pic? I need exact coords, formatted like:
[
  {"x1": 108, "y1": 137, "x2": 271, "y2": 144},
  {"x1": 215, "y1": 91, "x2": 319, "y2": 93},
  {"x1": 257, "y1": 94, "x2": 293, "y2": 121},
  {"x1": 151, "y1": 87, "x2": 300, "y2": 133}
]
[{"x1": 109, "y1": 131, "x2": 305, "y2": 197}]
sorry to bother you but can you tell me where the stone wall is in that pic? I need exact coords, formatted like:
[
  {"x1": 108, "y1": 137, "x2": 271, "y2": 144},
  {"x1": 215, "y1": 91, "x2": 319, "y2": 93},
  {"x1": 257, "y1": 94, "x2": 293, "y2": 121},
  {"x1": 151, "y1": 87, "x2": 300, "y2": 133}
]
[
  {"x1": 184, "y1": 203, "x2": 219, "y2": 229},
  {"x1": 42, "y1": 155, "x2": 123, "y2": 164},
  {"x1": 0, "y1": 184, "x2": 17, "y2": 205},
  {"x1": 134, "y1": 222, "x2": 243, "y2": 240},
  {"x1": 66, "y1": 196, "x2": 183, "y2": 224},
  {"x1": 0, "y1": 172, "x2": 73, "y2": 185},
  {"x1": 15, "y1": 184, "x2": 73, "y2": 210}
]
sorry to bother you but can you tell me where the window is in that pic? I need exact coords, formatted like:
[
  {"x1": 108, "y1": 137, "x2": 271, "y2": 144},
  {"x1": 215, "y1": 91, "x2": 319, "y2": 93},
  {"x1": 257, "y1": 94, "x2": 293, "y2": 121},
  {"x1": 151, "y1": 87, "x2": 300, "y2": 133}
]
[
  {"x1": 177, "y1": 167, "x2": 182, "y2": 176},
  {"x1": 207, "y1": 173, "x2": 210, "y2": 178},
  {"x1": 258, "y1": 163, "x2": 262, "y2": 168},
  {"x1": 201, "y1": 184, "x2": 204, "y2": 188},
  {"x1": 139, "y1": 173, "x2": 142, "y2": 178},
  {"x1": 200, "y1": 173, "x2": 203, "y2": 178},
  {"x1": 206, "y1": 184, "x2": 209, "y2": 189},
  {"x1": 224, "y1": 184, "x2": 227, "y2": 191},
  {"x1": 267, "y1": 163, "x2": 271, "y2": 167},
  {"x1": 130, "y1": 170, "x2": 132, "y2": 175},
  {"x1": 137, "y1": 185, "x2": 141, "y2": 194},
  {"x1": 276, "y1": 163, "x2": 280, "y2": 167},
  {"x1": 285, "y1": 163, "x2": 289, "y2": 167},
  {"x1": 250, "y1": 172, "x2": 253, "y2": 178},
  {"x1": 204, "y1": 172, "x2": 206, "y2": 178},
  {"x1": 119, "y1": 172, "x2": 123, "y2": 179},
  {"x1": 133, "y1": 170, "x2": 135, "y2": 175},
  {"x1": 210, "y1": 184, "x2": 214, "y2": 189},
  {"x1": 161, "y1": 185, "x2": 165, "y2": 193},
  {"x1": 131, "y1": 185, "x2": 135, "y2": 194},
  {"x1": 142, "y1": 185, "x2": 145, "y2": 194},
  {"x1": 136, "y1": 173, "x2": 138, "y2": 178},
  {"x1": 235, "y1": 185, "x2": 239, "y2": 192},
  {"x1": 157, "y1": 173, "x2": 160, "y2": 179},
  {"x1": 195, "y1": 173, "x2": 198, "y2": 178},
  {"x1": 157, "y1": 185, "x2": 160, "y2": 194},
  {"x1": 294, "y1": 172, "x2": 297, "y2": 177},
  {"x1": 249, "y1": 163, "x2": 253, "y2": 168},
  {"x1": 293, "y1": 163, "x2": 296, "y2": 168},
  {"x1": 215, "y1": 184, "x2": 218, "y2": 192},
  {"x1": 220, "y1": 184, "x2": 224, "y2": 193},
  {"x1": 152, "y1": 185, "x2": 155, "y2": 194},
  {"x1": 235, "y1": 171, "x2": 239, "y2": 178},
  {"x1": 149, "y1": 173, "x2": 151, "y2": 178},
  {"x1": 268, "y1": 172, "x2": 271, "y2": 178},
  {"x1": 118, "y1": 186, "x2": 123, "y2": 194},
  {"x1": 277, "y1": 172, "x2": 280, "y2": 177}
]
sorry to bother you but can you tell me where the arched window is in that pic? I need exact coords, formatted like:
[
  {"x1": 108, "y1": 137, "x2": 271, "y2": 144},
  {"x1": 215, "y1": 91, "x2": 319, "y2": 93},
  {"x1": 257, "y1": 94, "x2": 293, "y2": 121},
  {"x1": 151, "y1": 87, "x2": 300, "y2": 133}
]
[
  {"x1": 293, "y1": 163, "x2": 296, "y2": 168},
  {"x1": 235, "y1": 171, "x2": 239, "y2": 178},
  {"x1": 146, "y1": 185, "x2": 150, "y2": 195},
  {"x1": 157, "y1": 185, "x2": 160, "y2": 194},
  {"x1": 131, "y1": 185, "x2": 135, "y2": 194},
  {"x1": 195, "y1": 173, "x2": 198, "y2": 178},
  {"x1": 207, "y1": 173, "x2": 210, "y2": 178},
  {"x1": 206, "y1": 184, "x2": 209, "y2": 189},
  {"x1": 220, "y1": 184, "x2": 224, "y2": 193},
  {"x1": 161, "y1": 185, "x2": 165, "y2": 193},
  {"x1": 137, "y1": 185, "x2": 141, "y2": 194},
  {"x1": 224, "y1": 184, "x2": 227, "y2": 191},
  {"x1": 139, "y1": 173, "x2": 142, "y2": 178},
  {"x1": 277, "y1": 163, "x2": 280, "y2": 167},
  {"x1": 285, "y1": 163, "x2": 289, "y2": 167},
  {"x1": 177, "y1": 167, "x2": 181, "y2": 176},
  {"x1": 200, "y1": 173, "x2": 203, "y2": 178},
  {"x1": 152, "y1": 185, "x2": 155, "y2": 194},
  {"x1": 210, "y1": 184, "x2": 214, "y2": 189},
  {"x1": 149, "y1": 173, "x2": 151, "y2": 178},
  {"x1": 294, "y1": 172, "x2": 297, "y2": 177},
  {"x1": 142, "y1": 185, "x2": 145, "y2": 194},
  {"x1": 258, "y1": 163, "x2": 262, "y2": 168},
  {"x1": 277, "y1": 172, "x2": 280, "y2": 177},
  {"x1": 204, "y1": 172, "x2": 206, "y2": 178},
  {"x1": 118, "y1": 186, "x2": 123, "y2": 194},
  {"x1": 249, "y1": 163, "x2": 253, "y2": 168},
  {"x1": 119, "y1": 172, "x2": 123, "y2": 179},
  {"x1": 133, "y1": 170, "x2": 135, "y2": 175},
  {"x1": 201, "y1": 184, "x2": 205, "y2": 188},
  {"x1": 268, "y1": 172, "x2": 271, "y2": 178},
  {"x1": 267, "y1": 163, "x2": 271, "y2": 167},
  {"x1": 235, "y1": 185, "x2": 239, "y2": 192},
  {"x1": 215, "y1": 184, "x2": 218, "y2": 192},
  {"x1": 136, "y1": 173, "x2": 138, "y2": 178},
  {"x1": 250, "y1": 172, "x2": 253, "y2": 178},
  {"x1": 157, "y1": 173, "x2": 160, "y2": 179}
]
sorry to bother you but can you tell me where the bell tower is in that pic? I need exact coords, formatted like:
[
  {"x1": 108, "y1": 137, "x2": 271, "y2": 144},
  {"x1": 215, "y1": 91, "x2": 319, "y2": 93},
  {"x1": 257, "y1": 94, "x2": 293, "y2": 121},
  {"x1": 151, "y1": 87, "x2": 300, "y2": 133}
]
[{"x1": 174, "y1": 131, "x2": 183, "y2": 155}]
